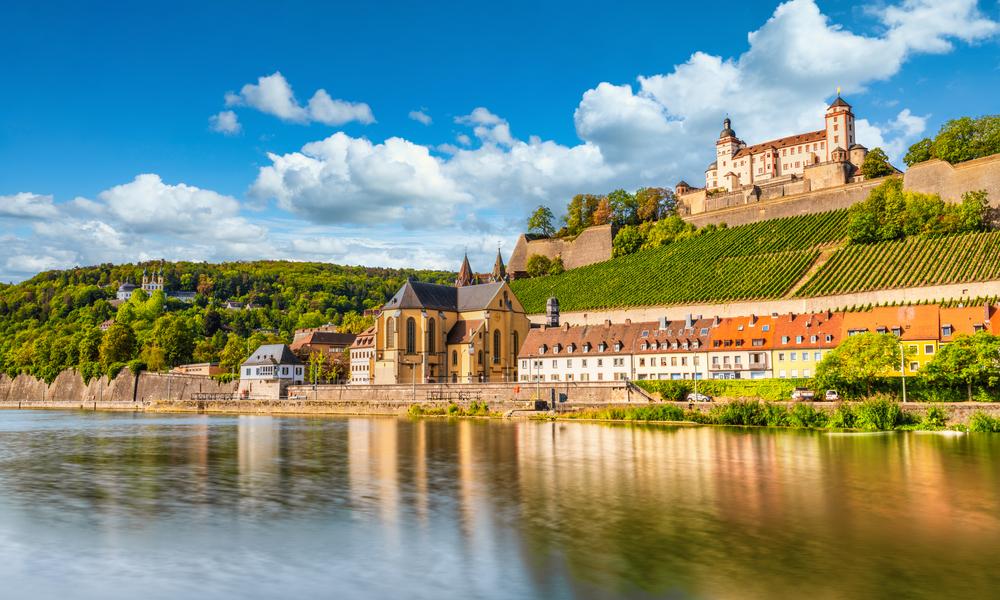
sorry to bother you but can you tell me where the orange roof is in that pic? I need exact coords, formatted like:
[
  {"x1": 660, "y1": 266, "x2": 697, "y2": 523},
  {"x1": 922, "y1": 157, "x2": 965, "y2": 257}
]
[
  {"x1": 841, "y1": 305, "x2": 939, "y2": 341},
  {"x1": 350, "y1": 326, "x2": 376, "y2": 349},
  {"x1": 773, "y1": 311, "x2": 843, "y2": 349},
  {"x1": 633, "y1": 318, "x2": 716, "y2": 354},
  {"x1": 708, "y1": 314, "x2": 777, "y2": 350},
  {"x1": 734, "y1": 130, "x2": 826, "y2": 158},
  {"x1": 939, "y1": 304, "x2": 995, "y2": 341}
]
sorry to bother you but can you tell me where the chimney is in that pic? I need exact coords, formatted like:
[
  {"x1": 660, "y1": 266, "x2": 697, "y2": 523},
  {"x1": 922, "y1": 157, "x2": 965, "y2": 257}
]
[
  {"x1": 625, "y1": 318, "x2": 631, "y2": 325},
  {"x1": 604, "y1": 319, "x2": 612, "y2": 328},
  {"x1": 749, "y1": 314, "x2": 757, "y2": 326},
  {"x1": 546, "y1": 297, "x2": 560, "y2": 327},
  {"x1": 685, "y1": 314, "x2": 693, "y2": 329},
  {"x1": 713, "y1": 316, "x2": 720, "y2": 327},
  {"x1": 563, "y1": 322, "x2": 570, "y2": 331},
  {"x1": 659, "y1": 316, "x2": 669, "y2": 330}
]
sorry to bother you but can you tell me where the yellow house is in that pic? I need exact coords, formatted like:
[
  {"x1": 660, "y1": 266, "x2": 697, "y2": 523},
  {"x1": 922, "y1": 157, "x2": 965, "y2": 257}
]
[
  {"x1": 842, "y1": 305, "x2": 939, "y2": 376},
  {"x1": 372, "y1": 277, "x2": 530, "y2": 384}
]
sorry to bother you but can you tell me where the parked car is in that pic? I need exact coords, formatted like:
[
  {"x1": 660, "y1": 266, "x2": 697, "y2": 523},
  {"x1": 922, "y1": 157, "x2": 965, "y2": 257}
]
[
  {"x1": 791, "y1": 387, "x2": 816, "y2": 401},
  {"x1": 687, "y1": 392, "x2": 713, "y2": 403},
  {"x1": 825, "y1": 390, "x2": 841, "y2": 401}
]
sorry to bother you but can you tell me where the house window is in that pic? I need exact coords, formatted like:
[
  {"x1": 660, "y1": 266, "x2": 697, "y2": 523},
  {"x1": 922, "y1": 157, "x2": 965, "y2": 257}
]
[
  {"x1": 790, "y1": 353, "x2": 796, "y2": 361},
  {"x1": 427, "y1": 318, "x2": 436, "y2": 354},
  {"x1": 582, "y1": 359, "x2": 587, "y2": 367},
  {"x1": 521, "y1": 360, "x2": 527, "y2": 369},
  {"x1": 942, "y1": 326, "x2": 953, "y2": 337},
  {"x1": 778, "y1": 353, "x2": 785, "y2": 361},
  {"x1": 406, "y1": 317, "x2": 417, "y2": 354},
  {"x1": 245, "y1": 368, "x2": 251, "y2": 376},
  {"x1": 781, "y1": 336, "x2": 790, "y2": 344},
  {"x1": 910, "y1": 362, "x2": 919, "y2": 371},
  {"x1": 597, "y1": 359, "x2": 603, "y2": 367},
  {"x1": 552, "y1": 360, "x2": 557, "y2": 368},
  {"x1": 567, "y1": 359, "x2": 573, "y2": 368},
  {"x1": 493, "y1": 330, "x2": 501, "y2": 364},
  {"x1": 924, "y1": 344, "x2": 935, "y2": 355},
  {"x1": 814, "y1": 352, "x2": 821, "y2": 361},
  {"x1": 796, "y1": 336, "x2": 803, "y2": 343}
]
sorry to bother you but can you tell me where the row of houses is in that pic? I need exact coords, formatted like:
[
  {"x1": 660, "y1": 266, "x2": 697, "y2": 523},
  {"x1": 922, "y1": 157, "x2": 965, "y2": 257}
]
[{"x1": 516, "y1": 303, "x2": 1000, "y2": 383}]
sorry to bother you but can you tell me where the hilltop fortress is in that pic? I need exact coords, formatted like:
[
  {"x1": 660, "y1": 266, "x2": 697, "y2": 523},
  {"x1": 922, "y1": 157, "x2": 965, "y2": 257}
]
[{"x1": 509, "y1": 96, "x2": 1000, "y2": 277}]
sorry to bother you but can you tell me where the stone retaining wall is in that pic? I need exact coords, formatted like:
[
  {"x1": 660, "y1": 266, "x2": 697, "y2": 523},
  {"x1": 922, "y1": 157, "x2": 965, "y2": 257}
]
[{"x1": 0, "y1": 369, "x2": 235, "y2": 404}]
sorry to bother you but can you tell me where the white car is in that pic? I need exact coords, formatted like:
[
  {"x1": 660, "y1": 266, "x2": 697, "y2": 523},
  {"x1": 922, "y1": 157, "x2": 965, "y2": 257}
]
[
  {"x1": 825, "y1": 390, "x2": 841, "y2": 401},
  {"x1": 686, "y1": 392, "x2": 713, "y2": 403}
]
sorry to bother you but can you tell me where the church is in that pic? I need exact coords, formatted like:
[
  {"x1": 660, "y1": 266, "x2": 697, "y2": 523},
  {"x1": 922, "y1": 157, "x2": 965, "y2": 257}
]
[
  {"x1": 704, "y1": 95, "x2": 867, "y2": 192},
  {"x1": 371, "y1": 251, "x2": 530, "y2": 384}
]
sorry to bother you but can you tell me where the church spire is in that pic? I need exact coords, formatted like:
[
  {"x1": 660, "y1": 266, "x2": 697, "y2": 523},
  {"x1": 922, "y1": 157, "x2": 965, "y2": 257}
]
[
  {"x1": 456, "y1": 253, "x2": 474, "y2": 287},
  {"x1": 491, "y1": 247, "x2": 507, "y2": 282}
]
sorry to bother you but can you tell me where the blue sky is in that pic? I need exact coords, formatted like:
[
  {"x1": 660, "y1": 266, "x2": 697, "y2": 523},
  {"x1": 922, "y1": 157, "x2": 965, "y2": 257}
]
[{"x1": 1, "y1": 0, "x2": 998, "y2": 281}]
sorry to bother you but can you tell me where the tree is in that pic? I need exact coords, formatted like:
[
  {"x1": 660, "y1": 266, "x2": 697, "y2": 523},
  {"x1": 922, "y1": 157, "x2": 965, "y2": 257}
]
[
  {"x1": 903, "y1": 138, "x2": 933, "y2": 166},
  {"x1": 525, "y1": 254, "x2": 552, "y2": 278},
  {"x1": 606, "y1": 189, "x2": 639, "y2": 226},
  {"x1": 99, "y1": 322, "x2": 137, "y2": 369},
  {"x1": 563, "y1": 194, "x2": 602, "y2": 236},
  {"x1": 635, "y1": 187, "x2": 673, "y2": 222},
  {"x1": 860, "y1": 147, "x2": 895, "y2": 179},
  {"x1": 307, "y1": 350, "x2": 328, "y2": 384},
  {"x1": 220, "y1": 333, "x2": 248, "y2": 373},
  {"x1": 527, "y1": 205, "x2": 556, "y2": 237},
  {"x1": 591, "y1": 198, "x2": 612, "y2": 226},
  {"x1": 921, "y1": 332, "x2": 1000, "y2": 401},
  {"x1": 152, "y1": 315, "x2": 195, "y2": 367},
  {"x1": 612, "y1": 225, "x2": 646, "y2": 257},
  {"x1": 547, "y1": 256, "x2": 565, "y2": 276},
  {"x1": 956, "y1": 189, "x2": 989, "y2": 232},
  {"x1": 640, "y1": 215, "x2": 697, "y2": 250},
  {"x1": 815, "y1": 332, "x2": 904, "y2": 395}
]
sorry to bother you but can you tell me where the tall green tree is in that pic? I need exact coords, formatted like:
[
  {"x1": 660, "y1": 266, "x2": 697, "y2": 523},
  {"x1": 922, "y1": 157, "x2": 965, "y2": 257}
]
[
  {"x1": 815, "y1": 332, "x2": 904, "y2": 395},
  {"x1": 860, "y1": 147, "x2": 895, "y2": 179},
  {"x1": 99, "y1": 322, "x2": 137, "y2": 368},
  {"x1": 527, "y1": 205, "x2": 556, "y2": 237},
  {"x1": 606, "y1": 189, "x2": 639, "y2": 226},
  {"x1": 903, "y1": 138, "x2": 933, "y2": 166},
  {"x1": 921, "y1": 332, "x2": 1000, "y2": 400}
]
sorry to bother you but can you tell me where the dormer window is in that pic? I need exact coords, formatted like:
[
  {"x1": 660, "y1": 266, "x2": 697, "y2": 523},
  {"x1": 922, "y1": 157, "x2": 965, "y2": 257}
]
[
  {"x1": 825, "y1": 334, "x2": 833, "y2": 342},
  {"x1": 891, "y1": 327, "x2": 902, "y2": 336},
  {"x1": 974, "y1": 324, "x2": 985, "y2": 332},
  {"x1": 553, "y1": 344, "x2": 562, "y2": 354},
  {"x1": 599, "y1": 343, "x2": 607, "y2": 352},
  {"x1": 795, "y1": 335, "x2": 803, "y2": 343},
  {"x1": 700, "y1": 328, "x2": 709, "y2": 335},
  {"x1": 641, "y1": 342, "x2": 648, "y2": 350},
  {"x1": 810, "y1": 335, "x2": 818, "y2": 343},
  {"x1": 876, "y1": 327, "x2": 887, "y2": 334},
  {"x1": 567, "y1": 343, "x2": 576, "y2": 353},
  {"x1": 781, "y1": 336, "x2": 790, "y2": 344},
  {"x1": 614, "y1": 342, "x2": 622, "y2": 352},
  {"x1": 583, "y1": 343, "x2": 591, "y2": 353},
  {"x1": 737, "y1": 325, "x2": 744, "y2": 331},
  {"x1": 762, "y1": 325, "x2": 770, "y2": 332},
  {"x1": 942, "y1": 325, "x2": 953, "y2": 337},
  {"x1": 672, "y1": 341, "x2": 679, "y2": 349},
  {"x1": 539, "y1": 345, "x2": 547, "y2": 354},
  {"x1": 641, "y1": 330, "x2": 649, "y2": 338}
]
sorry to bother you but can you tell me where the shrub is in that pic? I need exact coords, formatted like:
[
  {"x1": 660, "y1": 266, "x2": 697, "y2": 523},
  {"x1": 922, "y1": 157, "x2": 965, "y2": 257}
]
[
  {"x1": 854, "y1": 396, "x2": 904, "y2": 431},
  {"x1": 922, "y1": 406, "x2": 949, "y2": 429},
  {"x1": 106, "y1": 361, "x2": 128, "y2": 379},
  {"x1": 446, "y1": 403, "x2": 460, "y2": 415},
  {"x1": 763, "y1": 403, "x2": 790, "y2": 427},
  {"x1": 967, "y1": 411, "x2": 1000, "y2": 433},
  {"x1": 788, "y1": 403, "x2": 829, "y2": 428},
  {"x1": 709, "y1": 400, "x2": 768, "y2": 426},
  {"x1": 827, "y1": 404, "x2": 857, "y2": 429}
]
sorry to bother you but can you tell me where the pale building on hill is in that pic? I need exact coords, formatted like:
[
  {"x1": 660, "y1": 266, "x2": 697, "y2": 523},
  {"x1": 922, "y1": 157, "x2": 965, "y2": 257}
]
[
  {"x1": 704, "y1": 96, "x2": 866, "y2": 192},
  {"x1": 238, "y1": 344, "x2": 304, "y2": 398},
  {"x1": 349, "y1": 326, "x2": 376, "y2": 385}
]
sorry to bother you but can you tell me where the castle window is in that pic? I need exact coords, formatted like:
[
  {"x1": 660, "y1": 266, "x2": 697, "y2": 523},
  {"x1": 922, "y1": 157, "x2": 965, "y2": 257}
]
[
  {"x1": 406, "y1": 317, "x2": 417, "y2": 354},
  {"x1": 795, "y1": 161, "x2": 800, "y2": 168},
  {"x1": 834, "y1": 136, "x2": 839, "y2": 143},
  {"x1": 833, "y1": 124, "x2": 839, "y2": 131}
]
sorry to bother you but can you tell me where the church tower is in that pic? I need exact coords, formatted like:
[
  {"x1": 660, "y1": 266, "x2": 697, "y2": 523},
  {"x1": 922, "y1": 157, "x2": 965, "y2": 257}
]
[
  {"x1": 491, "y1": 248, "x2": 507, "y2": 283},
  {"x1": 456, "y1": 254, "x2": 475, "y2": 287}
]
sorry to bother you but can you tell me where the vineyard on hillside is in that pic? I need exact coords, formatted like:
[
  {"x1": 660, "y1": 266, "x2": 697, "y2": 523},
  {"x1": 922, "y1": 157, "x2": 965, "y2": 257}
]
[
  {"x1": 795, "y1": 230, "x2": 1000, "y2": 297},
  {"x1": 510, "y1": 210, "x2": 848, "y2": 313}
]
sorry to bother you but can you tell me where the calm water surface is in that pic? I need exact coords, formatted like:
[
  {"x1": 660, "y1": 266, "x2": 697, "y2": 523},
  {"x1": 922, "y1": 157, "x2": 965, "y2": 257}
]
[{"x1": 0, "y1": 411, "x2": 998, "y2": 599}]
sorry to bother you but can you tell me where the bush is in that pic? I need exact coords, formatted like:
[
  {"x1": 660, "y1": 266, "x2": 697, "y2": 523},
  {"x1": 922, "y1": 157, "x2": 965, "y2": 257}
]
[
  {"x1": 567, "y1": 404, "x2": 685, "y2": 422},
  {"x1": 106, "y1": 361, "x2": 128, "y2": 379},
  {"x1": 788, "y1": 403, "x2": 829, "y2": 428},
  {"x1": 709, "y1": 400, "x2": 768, "y2": 426},
  {"x1": 968, "y1": 411, "x2": 1000, "y2": 433},
  {"x1": 854, "y1": 396, "x2": 905, "y2": 431},
  {"x1": 126, "y1": 359, "x2": 147, "y2": 375},
  {"x1": 827, "y1": 404, "x2": 857, "y2": 429},
  {"x1": 635, "y1": 380, "x2": 692, "y2": 401},
  {"x1": 525, "y1": 254, "x2": 552, "y2": 278},
  {"x1": 763, "y1": 402, "x2": 790, "y2": 427},
  {"x1": 922, "y1": 406, "x2": 949, "y2": 429},
  {"x1": 446, "y1": 403, "x2": 460, "y2": 415}
]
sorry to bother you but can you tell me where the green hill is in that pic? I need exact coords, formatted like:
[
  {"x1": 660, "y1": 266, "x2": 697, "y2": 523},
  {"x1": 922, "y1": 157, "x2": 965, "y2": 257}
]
[
  {"x1": 0, "y1": 260, "x2": 452, "y2": 381},
  {"x1": 510, "y1": 210, "x2": 849, "y2": 313}
]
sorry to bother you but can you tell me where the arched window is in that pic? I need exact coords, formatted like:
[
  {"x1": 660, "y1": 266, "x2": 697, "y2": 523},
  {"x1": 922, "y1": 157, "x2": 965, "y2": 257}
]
[
  {"x1": 385, "y1": 317, "x2": 395, "y2": 348},
  {"x1": 406, "y1": 317, "x2": 417, "y2": 354},
  {"x1": 512, "y1": 332, "x2": 519, "y2": 358},
  {"x1": 477, "y1": 350, "x2": 483, "y2": 365},
  {"x1": 428, "y1": 318, "x2": 436, "y2": 354},
  {"x1": 452, "y1": 350, "x2": 458, "y2": 367},
  {"x1": 493, "y1": 330, "x2": 501, "y2": 364}
]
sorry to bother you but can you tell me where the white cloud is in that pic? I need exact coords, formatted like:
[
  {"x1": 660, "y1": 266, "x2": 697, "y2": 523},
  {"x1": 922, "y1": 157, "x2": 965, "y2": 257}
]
[
  {"x1": 409, "y1": 109, "x2": 432, "y2": 125},
  {"x1": 307, "y1": 90, "x2": 375, "y2": 125},
  {"x1": 224, "y1": 71, "x2": 374, "y2": 126},
  {"x1": 0, "y1": 193, "x2": 58, "y2": 219},
  {"x1": 209, "y1": 110, "x2": 241, "y2": 135}
]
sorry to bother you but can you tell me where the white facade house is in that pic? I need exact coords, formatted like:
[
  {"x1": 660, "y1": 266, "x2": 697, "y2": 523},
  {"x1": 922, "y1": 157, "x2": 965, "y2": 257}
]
[
  {"x1": 238, "y1": 344, "x2": 304, "y2": 398},
  {"x1": 519, "y1": 321, "x2": 637, "y2": 383},
  {"x1": 349, "y1": 326, "x2": 375, "y2": 385},
  {"x1": 632, "y1": 317, "x2": 715, "y2": 381}
]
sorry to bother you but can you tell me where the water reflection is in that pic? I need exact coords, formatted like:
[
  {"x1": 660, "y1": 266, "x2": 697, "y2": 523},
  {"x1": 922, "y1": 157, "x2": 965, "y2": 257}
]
[{"x1": 0, "y1": 411, "x2": 998, "y2": 599}]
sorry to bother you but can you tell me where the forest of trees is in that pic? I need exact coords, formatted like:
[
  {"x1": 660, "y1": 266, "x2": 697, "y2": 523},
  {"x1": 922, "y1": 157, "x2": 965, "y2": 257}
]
[
  {"x1": 0, "y1": 261, "x2": 452, "y2": 382},
  {"x1": 903, "y1": 114, "x2": 1000, "y2": 167}
]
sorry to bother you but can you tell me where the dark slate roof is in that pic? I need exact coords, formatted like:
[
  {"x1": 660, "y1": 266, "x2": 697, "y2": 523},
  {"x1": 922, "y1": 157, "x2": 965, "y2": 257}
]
[
  {"x1": 446, "y1": 319, "x2": 483, "y2": 344},
  {"x1": 118, "y1": 282, "x2": 137, "y2": 292},
  {"x1": 383, "y1": 281, "x2": 502, "y2": 312},
  {"x1": 242, "y1": 344, "x2": 303, "y2": 367}
]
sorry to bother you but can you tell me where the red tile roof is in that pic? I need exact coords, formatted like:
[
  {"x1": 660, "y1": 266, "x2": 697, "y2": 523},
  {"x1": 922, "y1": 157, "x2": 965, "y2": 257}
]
[
  {"x1": 841, "y1": 305, "x2": 939, "y2": 341},
  {"x1": 773, "y1": 311, "x2": 843, "y2": 349},
  {"x1": 708, "y1": 314, "x2": 777, "y2": 350},
  {"x1": 733, "y1": 130, "x2": 826, "y2": 158},
  {"x1": 520, "y1": 321, "x2": 639, "y2": 358}
]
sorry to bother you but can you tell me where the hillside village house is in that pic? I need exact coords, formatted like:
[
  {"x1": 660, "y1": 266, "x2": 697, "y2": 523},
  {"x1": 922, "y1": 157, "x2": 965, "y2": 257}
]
[
  {"x1": 632, "y1": 316, "x2": 714, "y2": 381},
  {"x1": 842, "y1": 305, "x2": 939, "y2": 376},
  {"x1": 707, "y1": 314, "x2": 777, "y2": 379},
  {"x1": 238, "y1": 344, "x2": 304, "y2": 398},
  {"x1": 520, "y1": 320, "x2": 638, "y2": 383},
  {"x1": 372, "y1": 255, "x2": 530, "y2": 384},
  {"x1": 290, "y1": 326, "x2": 357, "y2": 361},
  {"x1": 349, "y1": 326, "x2": 375, "y2": 385},
  {"x1": 772, "y1": 311, "x2": 844, "y2": 379}
]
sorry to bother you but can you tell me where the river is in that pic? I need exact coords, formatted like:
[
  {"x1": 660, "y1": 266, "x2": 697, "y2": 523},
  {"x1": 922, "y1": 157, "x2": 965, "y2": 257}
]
[{"x1": 0, "y1": 411, "x2": 997, "y2": 599}]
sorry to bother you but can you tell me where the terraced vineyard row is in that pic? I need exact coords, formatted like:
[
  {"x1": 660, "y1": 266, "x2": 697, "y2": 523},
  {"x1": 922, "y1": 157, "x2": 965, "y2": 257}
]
[
  {"x1": 795, "y1": 230, "x2": 1000, "y2": 297},
  {"x1": 510, "y1": 209, "x2": 849, "y2": 313}
]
